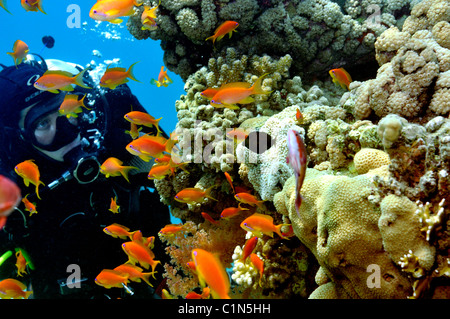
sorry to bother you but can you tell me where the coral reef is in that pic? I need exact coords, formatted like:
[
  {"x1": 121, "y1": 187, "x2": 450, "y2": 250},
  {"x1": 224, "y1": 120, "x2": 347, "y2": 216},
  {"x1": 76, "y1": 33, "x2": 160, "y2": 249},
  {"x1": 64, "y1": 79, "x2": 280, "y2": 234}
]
[
  {"x1": 127, "y1": 0, "x2": 415, "y2": 81},
  {"x1": 125, "y1": 0, "x2": 450, "y2": 299}
]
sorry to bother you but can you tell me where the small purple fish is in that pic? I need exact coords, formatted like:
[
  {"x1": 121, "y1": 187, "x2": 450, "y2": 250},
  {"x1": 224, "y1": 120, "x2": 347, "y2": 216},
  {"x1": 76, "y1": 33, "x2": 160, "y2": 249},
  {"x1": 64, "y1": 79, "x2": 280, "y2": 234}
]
[{"x1": 286, "y1": 129, "x2": 307, "y2": 218}]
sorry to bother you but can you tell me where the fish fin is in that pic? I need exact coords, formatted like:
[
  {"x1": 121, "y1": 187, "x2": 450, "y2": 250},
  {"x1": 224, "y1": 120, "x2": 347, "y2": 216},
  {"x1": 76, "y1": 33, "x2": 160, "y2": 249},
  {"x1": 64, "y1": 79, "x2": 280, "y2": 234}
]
[
  {"x1": 339, "y1": 68, "x2": 352, "y2": 82},
  {"x1": 141, "y1": 272, "x2": 154, "y2": 287},
  {"x1": 0, "y1": 0, "x2": 12, "y2": 14},
  {"x1": 38, "y1": 2, "x2": 46, "y2": 14},
  {"x1": 23, "y1": 178, "x2": 30, "y2": 187},
  {"x1": 224, "y1": 104, "x2": 240, "y2": 110},
  {"x1": 252, "y1": 212, "x2": 273, "y2": 222},
  {"x1": 250, "y1": 73, "x2": 271, "y2": 95},
  {"x1": 120, "y1": 166, "x2": 139, "y2": 183},
  {"x1": 127, "y1": 62, "x2": 141, "y2": 82},
  {"x1": 109, "y1": 18, "x2": 123, "y2": 24},
  {"x1": 73, "y1": 69, "x2": 91, "y2": 89},
  {"x1": 60, "y1": 85, "x2": 74, "y2": 92},
  {"x1": 205, "y1": 35, "x2": 215, "y2": 43},
  {"x1": 275, "y1": 224, "x2": 292, "y2": 239},
  {"x1": 237, "y1": 96, "x2": 254, "y2": 104}
]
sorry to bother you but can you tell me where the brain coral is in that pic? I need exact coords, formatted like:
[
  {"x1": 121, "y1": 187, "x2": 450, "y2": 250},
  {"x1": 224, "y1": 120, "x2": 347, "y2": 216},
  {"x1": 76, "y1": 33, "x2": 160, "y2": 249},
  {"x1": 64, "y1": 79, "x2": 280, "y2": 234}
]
[
  {"x1": 127, "y1": 0, "x2": 414, "y2": 81},
  {"x1": 346, "y1": 0, "x2": 450, "y2": 121},
  {"x1": 274, "y1": 169, "x2": 413, "y2": 298},
  {"x1": 354, "y1": 148, "x2": 390, "y2": 174}
]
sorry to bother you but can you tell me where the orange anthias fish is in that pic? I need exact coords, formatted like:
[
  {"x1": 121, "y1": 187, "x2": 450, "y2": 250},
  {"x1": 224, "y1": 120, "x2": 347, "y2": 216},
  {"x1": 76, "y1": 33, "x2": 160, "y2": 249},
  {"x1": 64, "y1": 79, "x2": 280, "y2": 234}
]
[
  {"x1": 174, "y1": 186, "x2": 217, "y2": 205},
  {"x1": 34, "y1": 69, "x2": 91, "y2": 93},
  {"x1": 0, "y1": 278, "x2": 32, "y2": 299},
  {"x1": 159, "y1": 223, "x2": 184, "y2": 236},
  {"x1": 210, "y1": 74, "x2": 271, "y2": 109},
  {"x1": 234, "y1": 192, "x2": 265, "y2": 208},
  {"x1": 250, "y1": 253, "x2": 264, "y2": 286},
  {"x1": 150, "y1": 66, "x2": 173, "y2": 88},
  {"x1": 148, "y1": 163, "x2": 174, "y2": 180},
  {"x1": 21, "y1": 0, "x2": 46, "y2": 14},
  {"x1": 7, "y1": 40, "x2": 29, "y2": 67},
  {"x1": 22, "y1": 195, "x2": 37, "y2": 216},
  {"x1": 125, "y1": 122, "x2": 142, "y2": 140},
  {"x1": 100, "y1": 62, "x2": 140, "y2": 90},
  {"x1": 114, "y1": 264, "x2": 155, "y2": 286},
  {"x1": 14, "y1": 160, "x2": 45, "y2": 200},
  {"x1": 100, "y1": 157, "x2": 138, "y2": 183},
  {"x1": 296, "y1": 108, "x2": 303, "y2": 124},
  {"x1": 205, "y1": 20, "x2": 239, "y2": 44},
  {"x1": 122, "y1": 241, "x2": 160, "y2": 272},
  {"x1": 108, "y1": 196, "x2": 120, "y2": 214},
  {"x1": 131, "y1": 231, "x2": 155, "y2": 250},
  {"x1": 103, "y1": 223, "x2": 135, "y2": 240},
  {"x1": 226, "y1": 128, "x2": 249, "y2": 144},
  {"x1": 224, "y1": 172, "x2": 235, "y2": 193},
  {"x1": 191, "y1": 248, "x2": 230, "y2": 299},
  {"x1": 185, "y1": 287, "x2": 210, "y2": 299},
  {"x1": 58, "y1": 94, "x2": 90, "y2": 118},
  {"x1": 141, "y1": 0, "x2": 160, "y2": 31},
  {"x1": 0, "y1": 175, "x2": 21, "y2": 230},
  {"x1": 240, "y1": 236, "x2": 258, "y2": 262},
  {"x1": 95, "y1": 269, "x2": 129, "y2": 289},
  {"x1": 124, "y1": 110, "x2": 162, "y2": 134},
  {"x1": 286, "y1": 129, "x2": 307, "y2": 219},
  {"x1": 15, "y1": 250, "x2": 28, "y2": 277},
  {"x1": 126, "y1": 134, "x2": 176, "y2": 162},
  {"x1": 329, "y1": 67, "x2": 352, "y2": 90},
  {"x1": 201, "y1": 212, "x2": 219, "y2": 225},
  {"x1": 201, "y1": 82, "x2": 251, "y2": 100},
  {"x1": 220, "y1": 204, "x2": 249, "y2": 219},
  {"x1": 240, "y1": 213, "x2": 291, "y2": 239},
  {"x1": 89, "y1": 0, "x2": 142, "y2": 24}
]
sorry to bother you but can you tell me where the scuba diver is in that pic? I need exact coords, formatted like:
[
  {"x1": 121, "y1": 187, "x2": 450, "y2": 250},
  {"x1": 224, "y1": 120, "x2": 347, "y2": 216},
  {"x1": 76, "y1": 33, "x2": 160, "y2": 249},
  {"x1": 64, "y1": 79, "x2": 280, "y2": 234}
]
[{"x1": 0, "y1": 55, "x2": 171, "y2": 299}]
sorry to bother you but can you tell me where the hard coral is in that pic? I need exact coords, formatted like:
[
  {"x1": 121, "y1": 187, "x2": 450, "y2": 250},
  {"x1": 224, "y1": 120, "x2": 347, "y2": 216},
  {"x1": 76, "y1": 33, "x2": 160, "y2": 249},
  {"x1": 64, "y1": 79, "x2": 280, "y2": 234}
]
[
  {"x1": 127, "y1": 0, "x2": 413, "y2": 81},
  {"x1": 348, "y1": 0, "x2": 450, "y2": 121},
  {"x1": 353, "y1": 148, "x2": 391, "y2": 174},
  {"x1": 274, "y1": 168, "x2": 413, "y2": 298}
]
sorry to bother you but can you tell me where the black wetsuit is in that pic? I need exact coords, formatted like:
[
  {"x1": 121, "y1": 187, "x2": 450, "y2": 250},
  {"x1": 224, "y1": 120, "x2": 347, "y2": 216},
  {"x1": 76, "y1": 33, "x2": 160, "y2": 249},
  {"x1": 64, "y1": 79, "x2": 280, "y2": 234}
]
[{"x1": 0, "y1": 84, "x2": 170, "y2": 299}]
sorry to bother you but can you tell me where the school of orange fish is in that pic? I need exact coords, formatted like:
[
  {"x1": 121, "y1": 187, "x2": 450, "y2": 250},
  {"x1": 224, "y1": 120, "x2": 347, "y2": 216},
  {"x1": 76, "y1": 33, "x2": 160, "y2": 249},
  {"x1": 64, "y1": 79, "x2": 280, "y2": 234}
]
[{"x1": 0, "y1": 0, "x2": 352, "y2": 299}]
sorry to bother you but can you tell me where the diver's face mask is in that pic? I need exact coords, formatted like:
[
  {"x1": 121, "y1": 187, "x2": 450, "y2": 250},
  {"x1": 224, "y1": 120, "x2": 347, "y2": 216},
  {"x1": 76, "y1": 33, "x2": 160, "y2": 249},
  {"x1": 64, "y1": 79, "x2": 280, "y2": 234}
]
[{"x1": 21, "y1": 95, "x2": 101, "y2": 187}]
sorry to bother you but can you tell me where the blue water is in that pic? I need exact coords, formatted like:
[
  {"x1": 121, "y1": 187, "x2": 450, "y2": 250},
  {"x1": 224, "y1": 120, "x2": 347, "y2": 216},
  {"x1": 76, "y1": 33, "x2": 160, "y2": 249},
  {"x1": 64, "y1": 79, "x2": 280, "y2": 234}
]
[{"x1": 0, "y1": 0, "x2": 183, "y2": 133}]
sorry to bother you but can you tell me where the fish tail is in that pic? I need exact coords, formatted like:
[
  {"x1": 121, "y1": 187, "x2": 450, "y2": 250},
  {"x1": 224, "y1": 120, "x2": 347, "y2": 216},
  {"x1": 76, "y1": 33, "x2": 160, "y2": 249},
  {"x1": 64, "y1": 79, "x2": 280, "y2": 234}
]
[
  {"x1": 275, "y1": 224, "x2": 291, "y2": 239},
  {"x1": 120, "y1": 166, "x2": 139, "y2": 183},
  {"x1": 79, "y1": 94, "x2": 91, "y2": 110},
  {"x1": 250, "y1": 73, "x2": 271, "y2": 95},
  {"x1": 0, "y1": 0, "x2": 12, "y2": 14},
  {"x1": 205, "y1": 35, "x2": 215, "y2": 43},
  {"x1": 141, "y1": 272, "x2": 155, "y2": 287},
  {"x1": 134, "y1": 0, "x2": 143, "y2": 7},
  {"x1": 205, "y1": 184, "x2": 218, "y2": 201},
  {"x1": 72, "y1": 69, "x2": 91, "y2": 89},
  {"x1": 127, "y1": 62, "x2": 141, "y2": 82},
  {"x1": 38, "y1": 1, "x2": 46, "y2": 14}
]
